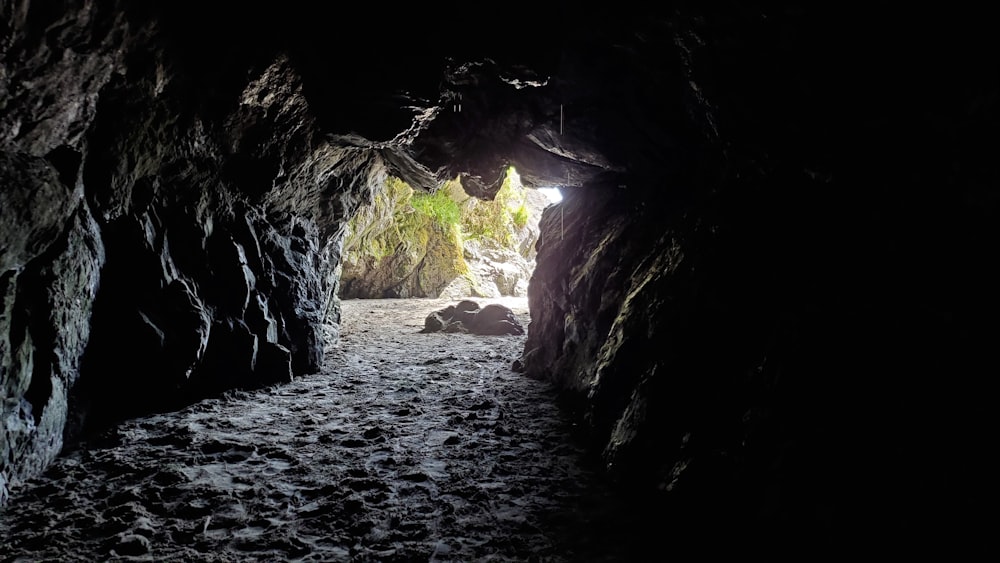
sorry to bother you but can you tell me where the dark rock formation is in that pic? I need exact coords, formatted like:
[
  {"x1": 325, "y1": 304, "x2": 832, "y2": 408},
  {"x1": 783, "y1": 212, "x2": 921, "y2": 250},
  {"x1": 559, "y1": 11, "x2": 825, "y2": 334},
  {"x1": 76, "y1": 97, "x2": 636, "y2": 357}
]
[
  {"x1": 1, "y1": 0, "x2": 997, "y2": 552},
  {"x1": 1, "y1": 1, "x2": 385, "y2": 499},
  {"x1": 518, "y1": 6, "x2": 999, "y2": 549},
  {"x1": 421, "y1": 300, "x2": 524, "y2": 336}
]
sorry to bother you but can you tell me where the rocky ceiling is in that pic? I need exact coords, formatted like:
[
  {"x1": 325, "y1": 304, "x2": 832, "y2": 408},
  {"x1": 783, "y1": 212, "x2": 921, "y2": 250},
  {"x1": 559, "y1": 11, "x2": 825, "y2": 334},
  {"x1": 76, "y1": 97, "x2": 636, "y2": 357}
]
[{"x1": 2, "y1": 0, "x2": 997, "y2": 549}]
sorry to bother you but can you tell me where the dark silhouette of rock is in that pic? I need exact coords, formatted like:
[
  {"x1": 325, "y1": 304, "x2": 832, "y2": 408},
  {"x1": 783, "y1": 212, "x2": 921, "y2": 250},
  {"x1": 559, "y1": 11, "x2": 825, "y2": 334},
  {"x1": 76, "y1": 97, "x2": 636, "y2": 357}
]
[
  {"x1": 421, "y1": 301, "x2": 524, "y2": 336},
  {"x1": 473, "y1": 304, "x2": 525, "y2": 336}
]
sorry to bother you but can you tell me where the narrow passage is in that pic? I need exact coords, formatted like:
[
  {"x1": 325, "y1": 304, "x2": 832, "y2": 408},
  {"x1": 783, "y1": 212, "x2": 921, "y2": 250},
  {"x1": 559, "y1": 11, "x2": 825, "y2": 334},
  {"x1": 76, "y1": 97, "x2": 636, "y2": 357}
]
[{"x1": 1, "y1": 298, "x2": 643, "y2": 562}]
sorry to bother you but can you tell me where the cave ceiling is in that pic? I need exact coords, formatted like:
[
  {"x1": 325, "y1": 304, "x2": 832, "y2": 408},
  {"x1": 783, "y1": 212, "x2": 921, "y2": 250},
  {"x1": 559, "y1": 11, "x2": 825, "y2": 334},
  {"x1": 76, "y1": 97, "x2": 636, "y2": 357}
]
[{"x1": 149, "y1": 0, "x2": 681, "y2": 200}]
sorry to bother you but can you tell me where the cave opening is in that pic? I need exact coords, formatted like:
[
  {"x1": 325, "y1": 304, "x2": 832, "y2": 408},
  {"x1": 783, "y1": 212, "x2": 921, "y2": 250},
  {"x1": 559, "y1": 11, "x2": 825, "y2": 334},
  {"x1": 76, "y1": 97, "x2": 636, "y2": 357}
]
[
  {"x1": 2, "y1": 1, "x2": 996, "y2": 558},
  {"x1": 537, "y1": 186, "x2": 563, "y2": 205},
  {"x1": 337, "y1": 166, "x2": 552, "y2": 305}
]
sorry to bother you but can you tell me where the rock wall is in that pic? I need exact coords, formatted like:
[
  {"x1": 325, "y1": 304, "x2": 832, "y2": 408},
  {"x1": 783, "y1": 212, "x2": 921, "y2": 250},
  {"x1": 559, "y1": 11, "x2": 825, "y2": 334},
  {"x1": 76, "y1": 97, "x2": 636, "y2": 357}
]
[
  {"x1": 339, "y1": 178, "x2": 466, "y2": 300},
  {"x1": 2, "y1": 0, "x2": 122, "y2": 506},
  {"x1": 520, "y1": 6, "x2": 999, "y2": 547},
  {"x1": 0, "y1": 1, "x2": 384, "y2": 503},
  {"x1": 445, "y1": 176, "x2": 549, "y2": 300}
]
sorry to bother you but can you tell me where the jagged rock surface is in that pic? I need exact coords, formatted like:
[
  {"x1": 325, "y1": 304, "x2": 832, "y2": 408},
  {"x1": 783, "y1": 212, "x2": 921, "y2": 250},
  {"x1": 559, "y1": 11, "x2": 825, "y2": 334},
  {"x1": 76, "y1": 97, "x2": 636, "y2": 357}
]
[
  {"x1": 1, "y1": 1, "x2": 997, "y2": 551},
  {"x1": 1, "y1": 1, "x2": 389, "y2": 501},
  {"x1": 517, "y1": 5, "x2": 999, "y2": 547}
]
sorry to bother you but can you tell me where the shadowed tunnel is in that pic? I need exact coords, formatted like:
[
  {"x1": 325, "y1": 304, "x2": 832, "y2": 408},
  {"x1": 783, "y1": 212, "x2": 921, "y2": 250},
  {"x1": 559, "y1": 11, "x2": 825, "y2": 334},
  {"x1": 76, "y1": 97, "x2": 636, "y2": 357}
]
[{"x1": 2, "y1": 1, "x2": 998, "y2": 559}]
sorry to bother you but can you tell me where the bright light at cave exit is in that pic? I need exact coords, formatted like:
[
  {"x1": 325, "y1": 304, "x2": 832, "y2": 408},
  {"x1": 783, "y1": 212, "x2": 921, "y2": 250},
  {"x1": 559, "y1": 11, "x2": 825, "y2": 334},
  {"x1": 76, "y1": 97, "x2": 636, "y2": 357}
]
[
  {"x1": 508, "y1": 167, "x2": 563, "y2": 204},
  {"x1": 538, "y1": 187, "x2": 563, "y2": 204}
]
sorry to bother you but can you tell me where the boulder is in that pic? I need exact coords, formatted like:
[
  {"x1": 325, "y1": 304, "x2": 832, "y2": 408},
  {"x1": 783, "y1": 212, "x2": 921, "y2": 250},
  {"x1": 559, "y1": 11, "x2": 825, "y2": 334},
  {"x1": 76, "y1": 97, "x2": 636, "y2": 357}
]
[{"x1": 420, "y1": 301, "x2": 524, "y2": 336}]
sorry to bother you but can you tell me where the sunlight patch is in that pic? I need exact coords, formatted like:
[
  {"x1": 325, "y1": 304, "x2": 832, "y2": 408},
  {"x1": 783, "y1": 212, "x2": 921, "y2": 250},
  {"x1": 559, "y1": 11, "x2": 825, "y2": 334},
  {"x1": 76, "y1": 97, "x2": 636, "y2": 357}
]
[{"x1": 538, "y1": 187, "x2": 563, "y2": 204}]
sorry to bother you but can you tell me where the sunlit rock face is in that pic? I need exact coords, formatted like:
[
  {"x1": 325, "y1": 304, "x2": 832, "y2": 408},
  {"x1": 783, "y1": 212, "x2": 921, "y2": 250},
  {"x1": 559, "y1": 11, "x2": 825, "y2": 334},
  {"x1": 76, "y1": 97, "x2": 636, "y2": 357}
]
[{"x1": 1, "y1": 0, "x2": 997, "y2": 549}]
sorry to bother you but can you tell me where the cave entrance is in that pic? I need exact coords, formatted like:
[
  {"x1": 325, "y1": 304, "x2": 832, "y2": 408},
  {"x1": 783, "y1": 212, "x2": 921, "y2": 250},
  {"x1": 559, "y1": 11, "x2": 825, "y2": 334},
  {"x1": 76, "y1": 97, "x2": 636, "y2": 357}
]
[{"x1": 337, "y1": 167, "x2": 552, "y2": 303}]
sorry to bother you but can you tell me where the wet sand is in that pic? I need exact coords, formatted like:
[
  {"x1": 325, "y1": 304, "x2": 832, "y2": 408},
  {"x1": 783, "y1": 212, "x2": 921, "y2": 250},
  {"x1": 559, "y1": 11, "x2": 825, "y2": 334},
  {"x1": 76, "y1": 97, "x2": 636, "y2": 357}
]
[{"x1": 1, "y1": 297, "x2": 646, "y2": 562}]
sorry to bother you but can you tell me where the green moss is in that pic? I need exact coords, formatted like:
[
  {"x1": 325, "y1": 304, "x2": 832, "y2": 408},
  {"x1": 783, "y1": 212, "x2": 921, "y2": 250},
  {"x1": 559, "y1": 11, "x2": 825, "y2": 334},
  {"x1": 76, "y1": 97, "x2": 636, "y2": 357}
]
[
  {"x1": 459, "y1": 166, "x2": 528, "y2": 248},
  {"x1": 341, "y1": 168, "x2": 533, "y2": 297},
  {"x1": 411, "y1": 188, "x2": 461, "y2": 229},
  {"x1": 344, "y1": 176, "x2": 414, "y2": 260},
  {"x1": 342, "y1": 176, "x2": 469, "y2": 295},
  {"x1": 512, "y1": 203, "x2": 529, "y2": 229}
]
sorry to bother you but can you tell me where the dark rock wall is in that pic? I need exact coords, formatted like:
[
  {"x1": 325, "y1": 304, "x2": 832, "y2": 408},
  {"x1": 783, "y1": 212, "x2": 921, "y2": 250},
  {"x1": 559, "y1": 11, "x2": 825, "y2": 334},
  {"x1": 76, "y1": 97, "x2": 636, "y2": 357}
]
[
  {"x1": 0, "y1": 1, "x2": 387, "y2": 502},
  {"x1": 2, "y1": 0, "x2": 121, "y2": 506},
  {"x1": 521, "y1": 5, "x2": 998, "y2": 548}
]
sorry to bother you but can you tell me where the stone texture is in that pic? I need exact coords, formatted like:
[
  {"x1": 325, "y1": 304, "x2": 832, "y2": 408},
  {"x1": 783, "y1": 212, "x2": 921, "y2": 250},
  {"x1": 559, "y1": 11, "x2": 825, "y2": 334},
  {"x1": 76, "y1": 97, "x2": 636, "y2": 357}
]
[
  {"x1": 1, "y1": 203, "x2": 104, "y2": 506},
  {"x1": 1, "y1": 1, "x2": 387, "y2": 499},
  {"x1": 0, "y1": 0, "x2": 124, "y2": 156},
  {"x1": 340, "y1": 218, "x2": 464, "y2": 299},
  {"x1": 0, "y1": 153, "x2": 80, "y2": 272},
  {"x1": 515, "y1": 6, "x2": 999, "y2": 546},
  {"x1": 340, "y1": 174, "x2": 545, "y2": 301},
  {"x1": 0, "y1": 1, "x2": 996, "y2": 551}
]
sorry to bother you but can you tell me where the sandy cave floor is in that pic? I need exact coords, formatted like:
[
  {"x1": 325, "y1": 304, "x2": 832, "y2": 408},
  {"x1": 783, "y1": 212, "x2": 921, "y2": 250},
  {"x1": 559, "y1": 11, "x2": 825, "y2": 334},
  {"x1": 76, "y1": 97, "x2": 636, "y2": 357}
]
[{"x1": 1, "y1": 297, "x2": 649, "y2": 562}]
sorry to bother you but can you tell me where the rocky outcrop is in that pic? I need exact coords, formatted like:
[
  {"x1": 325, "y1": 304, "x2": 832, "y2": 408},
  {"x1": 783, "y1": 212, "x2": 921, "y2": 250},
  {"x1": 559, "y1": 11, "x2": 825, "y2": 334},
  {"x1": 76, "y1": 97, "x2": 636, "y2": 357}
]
[
  {"x1": 0, "y1": 200, "x2": 104, "y2": 506},
  {"x1": 440, "y1": 183, "x2": 548, "y2": 300},
  {"x1": 447, "y1": 241, "x2": 531, "y2": 299},
  {"x1": 421, "y1": 300, "x2": 524, "y2": 336},
  {"x1": 61, "y1": 48, "x2": 365, "y2": 433},
  {"x1": 1, "y1": 0, "x2": 122, "y2": 506},
  {"x1": 339, "y1": 214, "x2": 465, "y2": 300},
  {"x1": 1, "y1": 2, "x2": 387, "y2": 500}
]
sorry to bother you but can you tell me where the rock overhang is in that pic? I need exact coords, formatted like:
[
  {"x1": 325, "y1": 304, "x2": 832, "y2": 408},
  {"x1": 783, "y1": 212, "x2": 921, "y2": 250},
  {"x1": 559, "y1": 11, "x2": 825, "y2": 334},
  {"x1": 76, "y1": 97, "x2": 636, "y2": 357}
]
[{"x1": 143, "y1": 0, "x2": 678, "y2": 205}]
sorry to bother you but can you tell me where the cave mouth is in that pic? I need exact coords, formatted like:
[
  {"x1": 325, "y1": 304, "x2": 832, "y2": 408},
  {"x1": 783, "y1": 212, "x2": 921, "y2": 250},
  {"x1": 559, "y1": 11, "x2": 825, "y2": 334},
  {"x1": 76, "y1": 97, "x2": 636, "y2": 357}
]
[{"x1": 337, "y1": 167, "x2": 552, "y2": 303}]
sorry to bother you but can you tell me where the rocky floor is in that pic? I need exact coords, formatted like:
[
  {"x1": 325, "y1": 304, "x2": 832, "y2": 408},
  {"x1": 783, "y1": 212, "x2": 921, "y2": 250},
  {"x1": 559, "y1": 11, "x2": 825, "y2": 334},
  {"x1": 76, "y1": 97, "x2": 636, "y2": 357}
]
[{"x1": 0, "y1": 297, "x2": 650, "y2": 562}]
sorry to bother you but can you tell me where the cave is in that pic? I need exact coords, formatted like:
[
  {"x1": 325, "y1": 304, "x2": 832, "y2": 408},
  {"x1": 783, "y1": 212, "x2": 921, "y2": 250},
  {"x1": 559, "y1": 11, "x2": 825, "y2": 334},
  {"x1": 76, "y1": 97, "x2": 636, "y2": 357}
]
[{"x1": 2, "y1": 1, "x2": 997, "y2": 559}]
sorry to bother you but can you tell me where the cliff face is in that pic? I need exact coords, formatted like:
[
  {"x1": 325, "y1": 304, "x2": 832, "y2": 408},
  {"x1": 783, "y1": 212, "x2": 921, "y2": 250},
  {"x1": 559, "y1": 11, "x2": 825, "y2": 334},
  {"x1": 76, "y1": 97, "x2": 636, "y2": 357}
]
[
  {"x1": 2, "y1": 1, "x2": 997, "y2": 545},
  {"x1": 338, "y1": 172, "x2": 545, "y2": 300}
]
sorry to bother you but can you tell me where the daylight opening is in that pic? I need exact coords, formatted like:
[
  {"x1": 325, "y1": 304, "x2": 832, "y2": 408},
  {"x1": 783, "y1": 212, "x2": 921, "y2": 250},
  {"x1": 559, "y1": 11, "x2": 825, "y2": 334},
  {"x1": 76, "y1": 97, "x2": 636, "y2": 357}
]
[
  {"x1": 537, "y1": 187, "x2": 563, "y2": 204},
  {"x1": 337, "y1": 167, "x2": 550, "y2": 304}
]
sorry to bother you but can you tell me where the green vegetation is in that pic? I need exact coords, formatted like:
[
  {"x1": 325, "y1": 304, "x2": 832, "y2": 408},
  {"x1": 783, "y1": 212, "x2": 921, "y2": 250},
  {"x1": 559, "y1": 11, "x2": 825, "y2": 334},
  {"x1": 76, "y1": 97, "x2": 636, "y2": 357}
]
[
  {"x1": 411, "y1": 188, "x2": 461, "y2": 230},
  {"x1": 459, "y1": 166, "x2": 529, "y2": 250},
  {"x1": 344, "y1": 176, "x2": 415, "y2": 261},
  {"x1": 342, "y1": 175, "x2": 467, "y2": 287},
  {"x1": 340, "y1": 167, "x2": 535, "y2": 297},
  {"x1": 511, "y1": 202, "x2": 529, "y2": 229}
]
